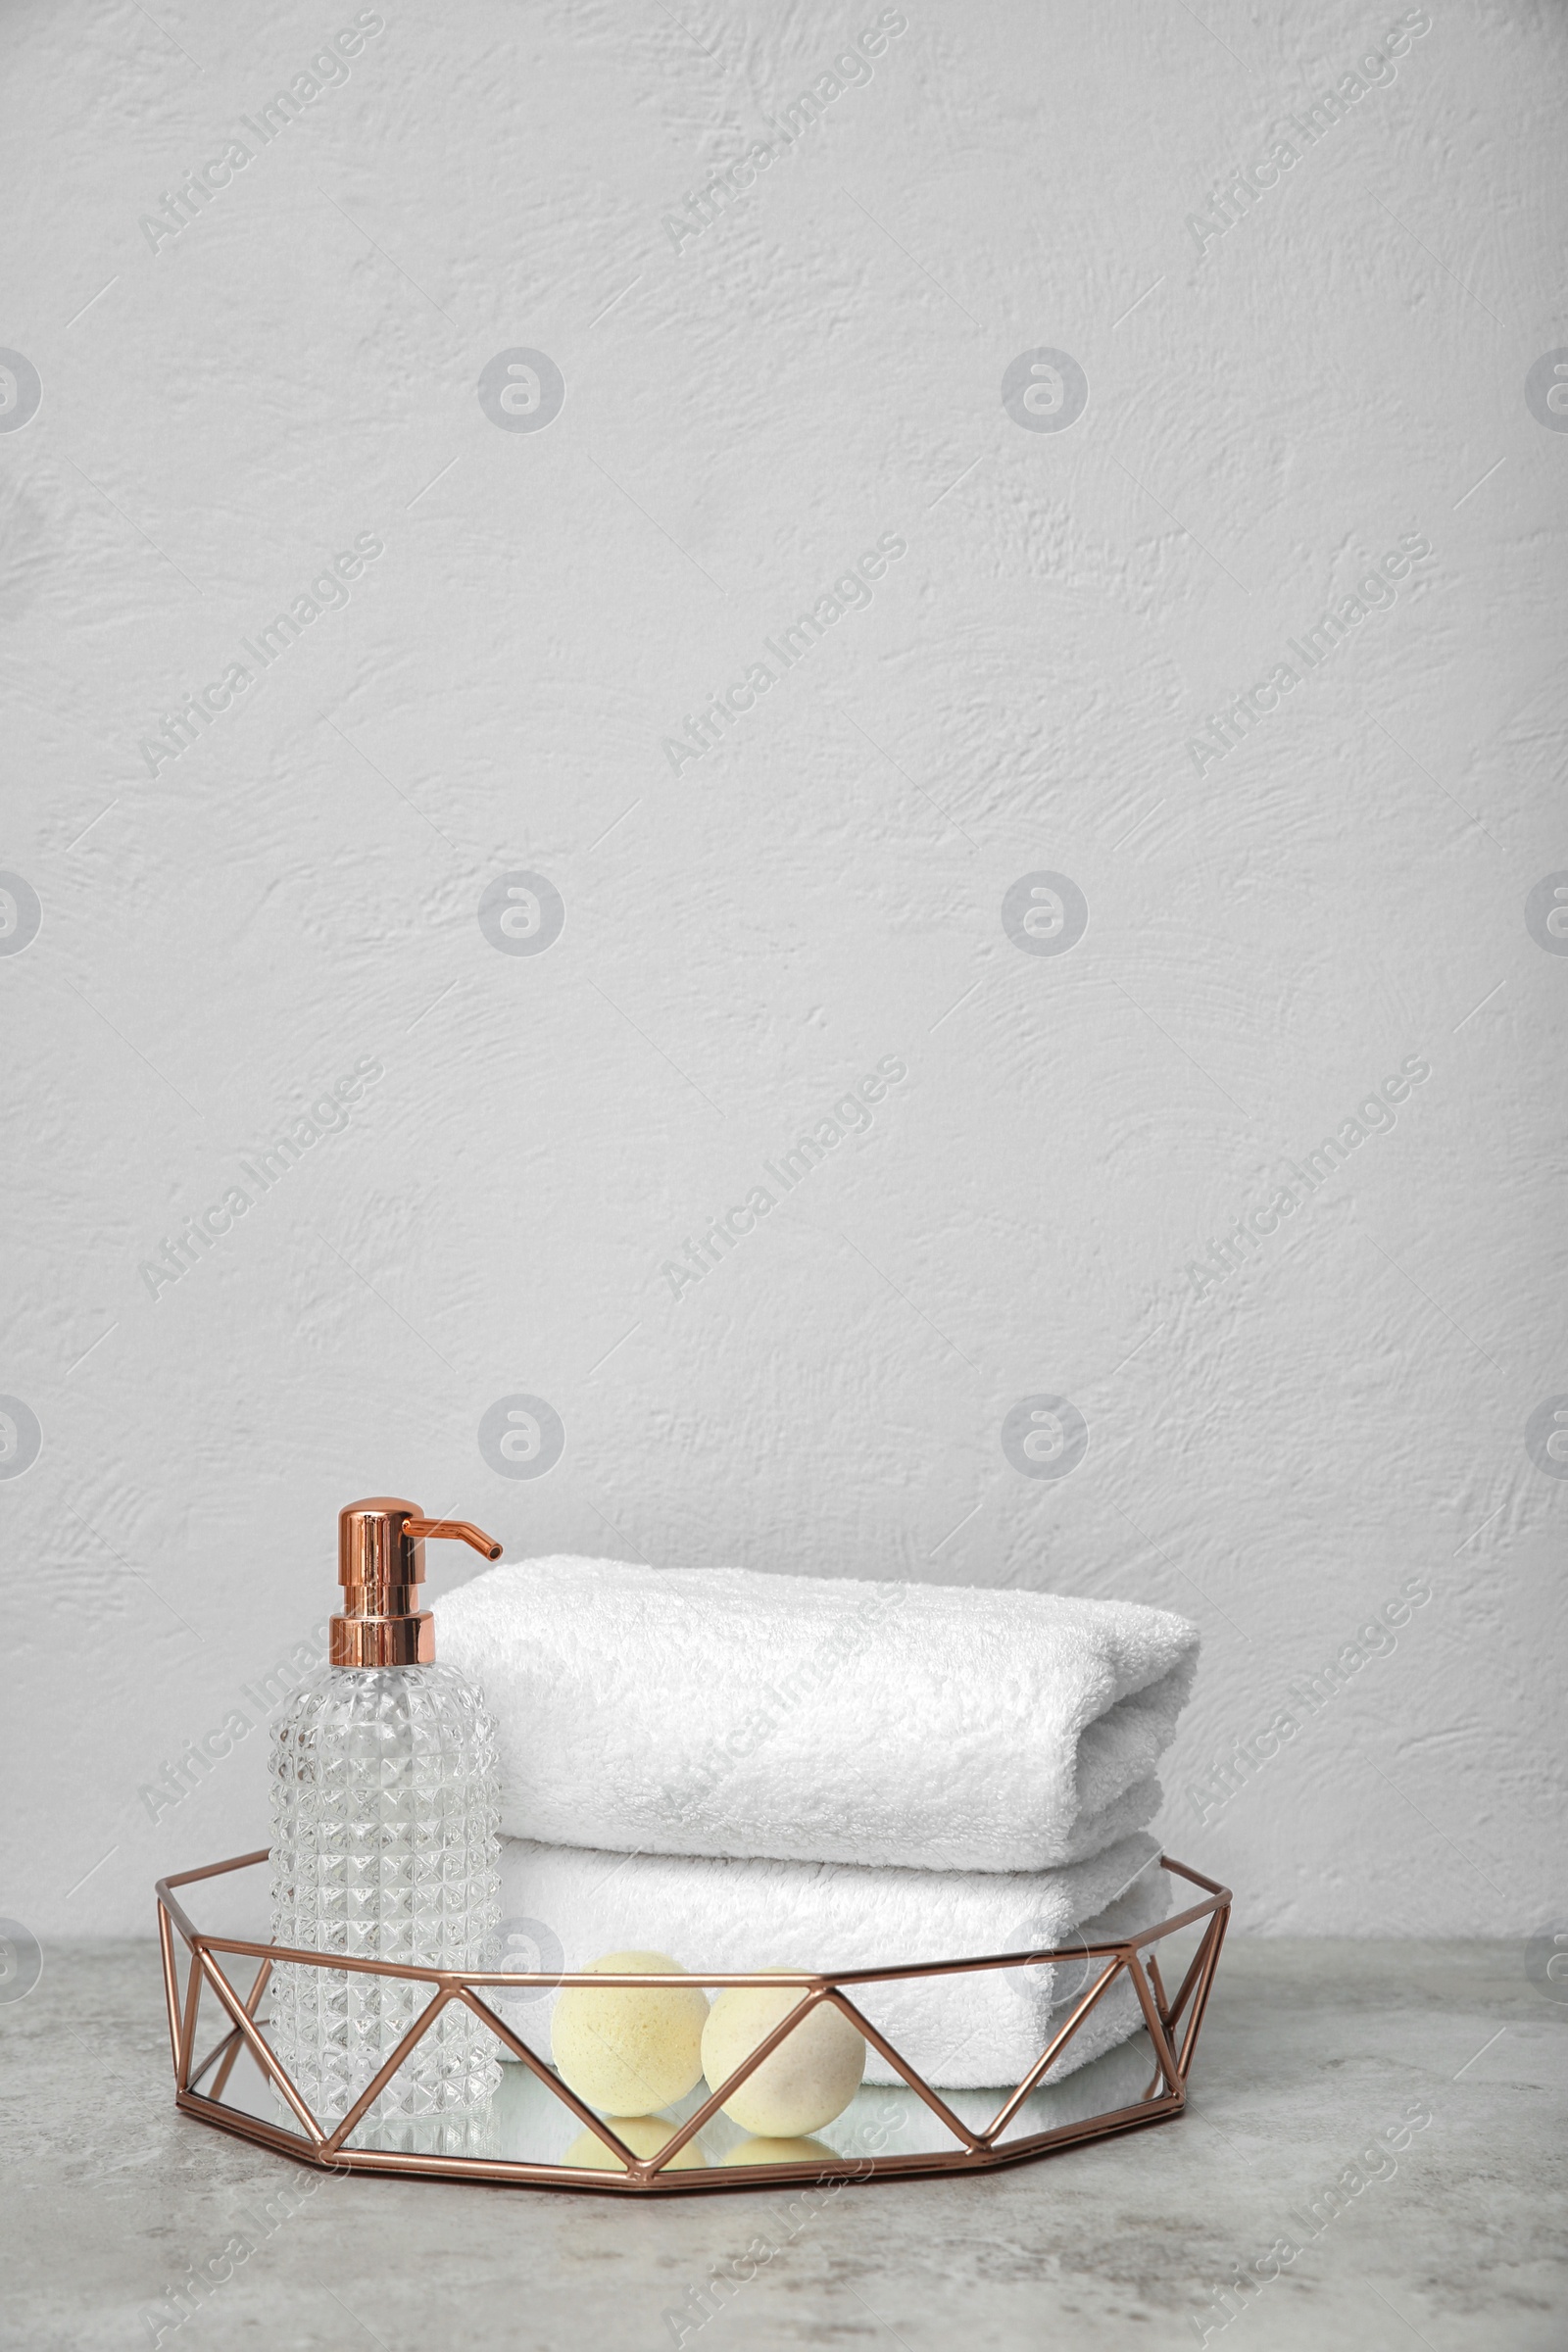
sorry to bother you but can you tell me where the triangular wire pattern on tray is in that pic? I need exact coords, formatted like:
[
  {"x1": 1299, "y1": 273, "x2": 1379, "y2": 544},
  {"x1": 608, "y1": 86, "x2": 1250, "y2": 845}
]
[{"x1": 155, "y1": 1850, "x2": 1230, "y2": 2189}]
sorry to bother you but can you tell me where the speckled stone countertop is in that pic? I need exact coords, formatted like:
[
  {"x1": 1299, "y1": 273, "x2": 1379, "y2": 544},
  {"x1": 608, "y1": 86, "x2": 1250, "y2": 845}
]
[{"x1": 3, "y1": 1938, "x2": 1564, "y2": 2350}]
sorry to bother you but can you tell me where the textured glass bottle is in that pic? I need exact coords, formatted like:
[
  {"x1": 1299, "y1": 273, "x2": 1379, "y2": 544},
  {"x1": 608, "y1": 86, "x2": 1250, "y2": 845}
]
[{"x1": 269, "y1": 1499, "x2": 502, "y2": 2128}]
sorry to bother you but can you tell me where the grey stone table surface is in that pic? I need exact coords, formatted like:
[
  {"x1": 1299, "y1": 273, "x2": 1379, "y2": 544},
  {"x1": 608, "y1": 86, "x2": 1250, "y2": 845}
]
[{"x1": 2, "y1": 1939, "x2": 1564, "y2": 2352}]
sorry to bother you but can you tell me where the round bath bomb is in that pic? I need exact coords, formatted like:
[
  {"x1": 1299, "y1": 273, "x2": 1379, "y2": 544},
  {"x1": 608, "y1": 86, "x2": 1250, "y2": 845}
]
[
  {"x1": 552, "y1": 1950, "x2": 708, "y2": 2116},
  {"x1": 701, "y1": 1969, "x2": 865, "y2": 2137},
  {"x1": 564, "y1": 2114, "x2": 708, "y2": 2172},
  {"x1": 723, "y1": 2134, "x2": 836, "y2": 2167}
]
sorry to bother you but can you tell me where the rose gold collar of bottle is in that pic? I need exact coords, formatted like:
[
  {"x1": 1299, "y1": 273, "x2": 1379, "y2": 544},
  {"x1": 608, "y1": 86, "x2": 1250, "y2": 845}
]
[{"x1": 330, "y1": 1496, "x2": 502, "y2": 1667}]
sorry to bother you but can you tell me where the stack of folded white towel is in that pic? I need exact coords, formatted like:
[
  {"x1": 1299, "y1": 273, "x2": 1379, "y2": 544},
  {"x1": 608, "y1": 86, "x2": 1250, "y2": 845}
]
[{"x1": 433, "y1": 1558, "x2": 1199, "y2": 2090}]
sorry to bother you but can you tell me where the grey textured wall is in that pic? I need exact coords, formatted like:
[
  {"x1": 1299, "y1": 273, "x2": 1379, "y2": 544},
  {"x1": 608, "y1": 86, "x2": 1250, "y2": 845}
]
[{"x1": 3, "y1": 0, "x2": 1565, "y2": 1945}]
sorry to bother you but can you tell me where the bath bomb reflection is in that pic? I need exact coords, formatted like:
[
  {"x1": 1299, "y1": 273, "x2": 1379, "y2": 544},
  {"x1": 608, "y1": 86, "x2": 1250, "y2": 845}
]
[
  {"x1": 701, "y1": 1970, "x2": 865, "y2": 2137},
  {"x1": 723, "y1": 2134, "x2": 838, "y2": 2167},
  {"x1": 551, "y1": 1950, "x2": 708, "y2": 2116},
  {"x1": 564, "y1": 2114, "x2": 708, "y2": 2171}
]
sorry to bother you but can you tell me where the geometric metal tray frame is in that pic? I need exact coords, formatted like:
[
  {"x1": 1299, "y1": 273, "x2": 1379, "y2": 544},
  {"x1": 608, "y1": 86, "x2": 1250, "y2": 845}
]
[{"x1": 155, "y1": 1849, "x2": 1230, "y2": 2196}]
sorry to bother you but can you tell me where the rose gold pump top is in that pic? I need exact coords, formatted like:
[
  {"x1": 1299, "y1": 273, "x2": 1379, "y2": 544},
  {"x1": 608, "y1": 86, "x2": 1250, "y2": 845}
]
[{"x1": 330, "y1": 1495, "x2": 502, "y2": 1667}]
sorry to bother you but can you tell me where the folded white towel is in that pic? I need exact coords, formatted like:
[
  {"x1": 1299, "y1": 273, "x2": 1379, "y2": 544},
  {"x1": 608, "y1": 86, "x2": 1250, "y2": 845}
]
[
  {"x1": 491, "y1": 1832, "x2": 1168, "y2": 2089},
  {"x1": 434, "y1": 1556, "x2": 1198, "y2": 1872}
]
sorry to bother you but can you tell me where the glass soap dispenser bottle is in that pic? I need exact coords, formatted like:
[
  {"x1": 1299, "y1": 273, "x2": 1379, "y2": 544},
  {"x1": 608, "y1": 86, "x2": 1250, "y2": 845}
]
[{"x1": 269, "y1": 1496, "x2": 503, "y2": 2130}]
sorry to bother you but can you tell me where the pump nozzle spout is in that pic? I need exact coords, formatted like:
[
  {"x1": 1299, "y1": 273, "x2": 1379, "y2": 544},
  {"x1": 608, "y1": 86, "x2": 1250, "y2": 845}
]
[{"x1": 402, "y1": 1518, "x2": 503, "y2": 1561}]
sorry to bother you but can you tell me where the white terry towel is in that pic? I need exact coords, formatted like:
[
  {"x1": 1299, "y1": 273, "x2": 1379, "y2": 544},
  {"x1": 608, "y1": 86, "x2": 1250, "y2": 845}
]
[
  {"x1": 490, "y1": 1832, "x2": 1168, "y2": 2089},
  {"x1": 434, "y1": 1557, "x2": 1198, "y2": 1872}
]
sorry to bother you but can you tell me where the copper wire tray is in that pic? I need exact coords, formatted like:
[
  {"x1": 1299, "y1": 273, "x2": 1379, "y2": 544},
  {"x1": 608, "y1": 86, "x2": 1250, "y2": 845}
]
[{"x1": 155, "y1": 1849, "x2": 1230, "y2": 2195}]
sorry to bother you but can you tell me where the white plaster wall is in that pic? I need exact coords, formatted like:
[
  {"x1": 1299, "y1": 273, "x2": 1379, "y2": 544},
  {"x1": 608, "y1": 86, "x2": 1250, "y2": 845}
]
[{"x1": 2, "y1": 0, "x2": 1564, "y2": 1945}]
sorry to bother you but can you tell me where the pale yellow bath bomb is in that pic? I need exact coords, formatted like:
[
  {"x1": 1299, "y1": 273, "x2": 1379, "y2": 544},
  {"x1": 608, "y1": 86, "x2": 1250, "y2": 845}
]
[
  {"x1": 723, "y1": 2134, "x2": 837, "y2": 2167},
  {"x1": 551, "y1": 1950, "x2": 708, "y2": 2116},
  {"x1": 564, "y1": 2114, "x2": 708, "y2": 2172},
  {"x1": 701, "y1": 1970, "x2": 865, "y2": 2137}
]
